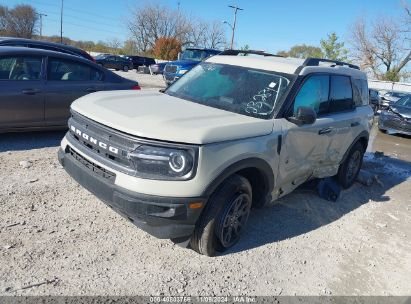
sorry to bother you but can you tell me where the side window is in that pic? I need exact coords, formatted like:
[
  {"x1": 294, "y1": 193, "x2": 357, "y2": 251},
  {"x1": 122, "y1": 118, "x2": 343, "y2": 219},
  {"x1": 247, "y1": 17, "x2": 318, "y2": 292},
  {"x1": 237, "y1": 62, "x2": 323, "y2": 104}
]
[
  {"x1": 329, "y1": 75, "x2": 353, "y2": 113},
  {"x1": 48, "y1": 58, "x2": 103, "y2": 81},
  {"x1": 0, "y1": 56, "x2": 42, "y2": 80},
  {"x1": 353, "y1": 78, "x2": 369, "y2": 107},
  {"x1": 293, "y1": 75, "x2": 329, "y2": 115}
]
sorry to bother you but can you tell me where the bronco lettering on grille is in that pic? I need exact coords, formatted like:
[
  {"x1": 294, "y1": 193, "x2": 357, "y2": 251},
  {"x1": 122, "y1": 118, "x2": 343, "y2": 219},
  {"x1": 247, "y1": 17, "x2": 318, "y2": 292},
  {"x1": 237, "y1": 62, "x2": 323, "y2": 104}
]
[{"x1": 70, "y1": 125, "x2": 119, "y2": 155}]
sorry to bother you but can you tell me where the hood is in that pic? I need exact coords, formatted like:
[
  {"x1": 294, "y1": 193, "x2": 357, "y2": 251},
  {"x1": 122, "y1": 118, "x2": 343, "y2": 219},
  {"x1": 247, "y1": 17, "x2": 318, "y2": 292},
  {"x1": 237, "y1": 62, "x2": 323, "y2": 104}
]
[
  {"x1": 389, "y1": 105, "x2": 411, "y2": 119},
  {"x1": 168, "y1": 60, "x2": 200, "y2": 67},
  {"x1": 70, "y1": 90, "x2": 274, "y2": 144}
]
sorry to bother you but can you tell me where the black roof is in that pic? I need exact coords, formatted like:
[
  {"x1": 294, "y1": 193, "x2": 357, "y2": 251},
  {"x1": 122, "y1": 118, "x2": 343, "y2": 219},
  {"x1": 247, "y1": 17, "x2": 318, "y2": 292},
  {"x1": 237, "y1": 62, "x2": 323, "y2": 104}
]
[
  {"x1": 0, "y1": 37, "x2": 86, "y2": 53},
  {"x1": 0, "y1": 46, "x2": 95, "y2": 65}
]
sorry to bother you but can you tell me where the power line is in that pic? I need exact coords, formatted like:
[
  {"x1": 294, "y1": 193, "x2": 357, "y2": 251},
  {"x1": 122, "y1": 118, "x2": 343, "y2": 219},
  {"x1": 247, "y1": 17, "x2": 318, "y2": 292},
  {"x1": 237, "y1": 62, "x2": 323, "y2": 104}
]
[
  {"x1": 46, "y1": 18, "x2": 125, "y2": 37},
  {"x1": 29, "y1": 0, "x2": 120, "y2": 22}
]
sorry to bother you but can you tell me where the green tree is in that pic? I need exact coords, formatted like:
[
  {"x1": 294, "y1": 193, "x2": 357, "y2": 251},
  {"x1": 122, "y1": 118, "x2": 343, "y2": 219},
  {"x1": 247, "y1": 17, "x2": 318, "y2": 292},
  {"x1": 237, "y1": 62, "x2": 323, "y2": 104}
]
[
  {"x1": 277, "y1": 44, "x2": 323, "y2": 59},
  {"x1": 320, "y1": 32, "x2": 348, "y2": 61}
]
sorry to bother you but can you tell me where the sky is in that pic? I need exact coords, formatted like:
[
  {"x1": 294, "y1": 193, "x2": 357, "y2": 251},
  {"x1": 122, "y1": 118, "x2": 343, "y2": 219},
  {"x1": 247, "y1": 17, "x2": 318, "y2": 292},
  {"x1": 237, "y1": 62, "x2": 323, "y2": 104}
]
[{"x1": 3, "y1": 0, "x2": 407, "y2": 53}]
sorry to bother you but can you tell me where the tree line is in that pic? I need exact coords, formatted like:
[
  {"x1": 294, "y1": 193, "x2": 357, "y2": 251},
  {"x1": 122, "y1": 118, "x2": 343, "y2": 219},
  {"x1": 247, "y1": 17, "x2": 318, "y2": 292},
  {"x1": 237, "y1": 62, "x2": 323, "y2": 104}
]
[{"x1": 1, "y1": 2, "x2": 410, "y2": 81}]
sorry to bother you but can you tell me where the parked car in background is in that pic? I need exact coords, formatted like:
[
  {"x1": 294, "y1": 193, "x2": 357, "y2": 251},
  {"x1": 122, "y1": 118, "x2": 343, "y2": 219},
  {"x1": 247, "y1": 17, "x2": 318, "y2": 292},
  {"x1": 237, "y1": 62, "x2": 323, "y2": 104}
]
[
  {"x1": 163, "y1": 47, "x2": 221, "y2": 85},
  {"x1": 0, "y1": 37, "x2": 95, "y2": 62},
  {"x1": 95, "y1": 54, "x2": 133, "y2": 72},
  {"x1": 369, "y1": 88, "x2": 381, "y2": 114},
  {"x1": 149, "y1": 62, "x2": 167, "y2": 75},
  {"x1": 379, "y1": 94, "x2": 411, "y2": 136},
  {"x1": 380, "y1": 91, "x2": 409, "y2": 109},
  {"x1": 128, "y1": 56, "x2": 156, "y2": 69},
  {"x1": 0, "y1": 47, "x2": 140, "y2": 133}
]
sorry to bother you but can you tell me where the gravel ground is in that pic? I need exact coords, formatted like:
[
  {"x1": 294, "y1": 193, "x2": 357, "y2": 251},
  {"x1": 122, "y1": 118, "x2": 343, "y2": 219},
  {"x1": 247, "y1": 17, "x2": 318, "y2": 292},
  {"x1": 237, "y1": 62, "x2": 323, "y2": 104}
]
[
  {"x1": 0, "y1": 75, "x2": 410, "y2": 297},
  {"x1": 114, "y1": 70, "x2": 166, "y2": 89}
]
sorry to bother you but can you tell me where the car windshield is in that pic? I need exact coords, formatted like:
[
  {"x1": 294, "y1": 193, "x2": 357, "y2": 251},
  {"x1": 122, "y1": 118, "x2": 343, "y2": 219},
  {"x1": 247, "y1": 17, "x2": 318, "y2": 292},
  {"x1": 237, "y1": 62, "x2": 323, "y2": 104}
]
[
  {"x1": 388, "y1": 92, "x2": 407, "y2": 98},
  {"x1": 395, "y1": 95, "x2": 411, "y2": 107},
  {"x1": 180, "y1": 50, "x2": 213, "y2": 61},
  {"x1": 95, "y1": 54, "x2": 108, "y2": 59},
  {"x1": 166, "y1": 62, "x2": 293, "y2": 119}
]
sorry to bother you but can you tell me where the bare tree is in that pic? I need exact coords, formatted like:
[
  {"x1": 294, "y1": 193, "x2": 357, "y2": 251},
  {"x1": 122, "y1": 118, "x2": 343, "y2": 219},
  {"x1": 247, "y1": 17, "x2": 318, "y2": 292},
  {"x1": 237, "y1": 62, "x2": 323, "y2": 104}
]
[
  {"x1": 350, "y1": 7, "x2": 410, "y2": 81},
  {"x1": 106, "y1": 37, "x2": 122, "y2": 54},
  {"x1": 127, "y1": 3, "x2": 226, "y2": 52},
  {"x1": 204, "y1": 21, "x2": 226, "y2": 49},
  {"x1": 2, "y1": 4, "x2": 38, "y2": 38}
]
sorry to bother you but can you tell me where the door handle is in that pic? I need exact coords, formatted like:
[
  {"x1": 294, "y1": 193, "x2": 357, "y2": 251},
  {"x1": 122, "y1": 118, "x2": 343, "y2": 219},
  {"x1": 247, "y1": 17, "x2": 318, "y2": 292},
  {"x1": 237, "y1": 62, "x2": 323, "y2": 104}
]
[
  {"x1": 85, "y1": 87, "x2": 97, "y2": 93},
  {"x1": 22, "y1": 89, "x2": 40, "y2": 95},
  {"x1": 351, "y1": 122, "x2": 360, "y2": 127},
  {"x1": 318, "y1": 127, "x2": 333, "y2": 135}
]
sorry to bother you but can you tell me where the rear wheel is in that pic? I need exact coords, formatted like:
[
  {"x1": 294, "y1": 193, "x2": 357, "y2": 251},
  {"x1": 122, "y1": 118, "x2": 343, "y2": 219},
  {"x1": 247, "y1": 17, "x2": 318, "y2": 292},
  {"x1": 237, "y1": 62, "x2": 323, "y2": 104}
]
[
  {"x1": 190, "y1": 174, "x2": 252, "y2": 256},
  {"x1": 337, "y1": 142, "x2": 364, "y2": 189}
]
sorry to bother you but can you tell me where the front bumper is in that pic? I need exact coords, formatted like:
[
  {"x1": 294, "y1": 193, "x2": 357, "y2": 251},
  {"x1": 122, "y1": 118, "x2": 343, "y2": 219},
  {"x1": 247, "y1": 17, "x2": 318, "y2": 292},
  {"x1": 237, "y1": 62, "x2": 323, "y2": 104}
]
[
  {"x1": 163, "y1": 73, "x2": 181, "y2": 85},
  {"x1": 58, "y1": 148, "x2": 205, "y2": 239},
  {"x1": 378, "y1": 116, "x2": 411, "y2": 136}
]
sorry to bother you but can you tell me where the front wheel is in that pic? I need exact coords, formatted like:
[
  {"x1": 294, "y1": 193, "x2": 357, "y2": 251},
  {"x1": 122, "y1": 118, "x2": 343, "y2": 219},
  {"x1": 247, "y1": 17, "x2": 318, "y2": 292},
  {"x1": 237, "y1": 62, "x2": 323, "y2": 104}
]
[
  {"x1": 190, "y1": 174, "x2": 252, "y2": 256},
  {"x1": 123, "y1": 65, "x2": 129, "y2": 72},
  {"x1": 337, "y1": 142, "x2": 364, "y2": 189}
]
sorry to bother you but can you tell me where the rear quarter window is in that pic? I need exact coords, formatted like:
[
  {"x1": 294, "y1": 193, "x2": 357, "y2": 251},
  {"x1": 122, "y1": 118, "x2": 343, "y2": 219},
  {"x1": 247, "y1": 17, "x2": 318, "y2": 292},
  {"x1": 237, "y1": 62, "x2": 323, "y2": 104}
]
[
  {"x1": 352, "y1": 78, "x2": 369, "y2": 106},
  {"x1": 329, "y1": 75, "x2": 354, "y2": 113}
]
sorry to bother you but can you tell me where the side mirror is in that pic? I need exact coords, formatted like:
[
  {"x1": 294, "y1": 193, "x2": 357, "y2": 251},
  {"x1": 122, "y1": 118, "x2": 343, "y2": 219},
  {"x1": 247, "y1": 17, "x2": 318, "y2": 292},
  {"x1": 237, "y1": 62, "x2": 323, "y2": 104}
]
[{"x1": 289, "y1": 106, "x2": 317, "y2": 125}]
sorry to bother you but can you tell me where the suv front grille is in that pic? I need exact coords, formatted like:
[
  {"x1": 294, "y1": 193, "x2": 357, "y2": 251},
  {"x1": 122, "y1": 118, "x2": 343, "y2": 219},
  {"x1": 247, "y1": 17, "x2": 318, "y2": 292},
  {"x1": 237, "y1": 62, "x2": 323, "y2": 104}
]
[
  {"x1": 67, "y1": 111, "x2": 141, "y2": 176},
  {"x1": 164, "y1": 65, "x2": 177, "y2": 73},
  {"x1": 67, "y1": 146, "x2": 116, "y2": 182}
]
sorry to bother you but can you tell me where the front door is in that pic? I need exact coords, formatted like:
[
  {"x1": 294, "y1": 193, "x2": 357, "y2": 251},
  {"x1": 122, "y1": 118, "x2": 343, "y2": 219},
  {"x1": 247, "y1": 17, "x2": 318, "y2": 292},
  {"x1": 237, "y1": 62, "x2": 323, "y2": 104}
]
[
  {"x1": 0, "y1": 55, "x2": 45, "y2": 129},
  {"x1": 277, "y1": 74, "x2": 334, "y2": 194}
]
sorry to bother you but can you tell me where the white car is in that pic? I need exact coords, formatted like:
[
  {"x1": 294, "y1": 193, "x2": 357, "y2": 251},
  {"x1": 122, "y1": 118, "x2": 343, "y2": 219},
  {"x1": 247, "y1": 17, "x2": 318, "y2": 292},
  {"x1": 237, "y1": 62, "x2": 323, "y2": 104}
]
[{"x1": 58, "y1": 50, "x2": 373, "y2": 256}]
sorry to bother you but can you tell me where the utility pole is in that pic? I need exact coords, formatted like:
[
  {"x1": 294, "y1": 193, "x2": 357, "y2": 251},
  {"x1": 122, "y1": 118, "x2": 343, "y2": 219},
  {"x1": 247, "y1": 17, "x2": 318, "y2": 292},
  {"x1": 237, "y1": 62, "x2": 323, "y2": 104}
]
[
  {"x1": 60, "y1": 0, "x2": 64, "y2": 43},
  {"x1": 228, "y1": 5, "x2": 243, "y2": 49},
  {"x1": 37, "y1": 13, "x2": 47, "y2": 38}
]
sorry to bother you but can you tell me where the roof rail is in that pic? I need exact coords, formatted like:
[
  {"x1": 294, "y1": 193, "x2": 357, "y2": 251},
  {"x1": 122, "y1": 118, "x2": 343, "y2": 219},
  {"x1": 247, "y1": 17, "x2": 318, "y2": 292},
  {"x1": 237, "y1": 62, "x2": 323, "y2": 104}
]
[
  {"x1": 219, "y1": 49, "x2": 283, "y2": 58},
  {"x1": 302, "y1": 57, "x2": 360, "y2": 70}
]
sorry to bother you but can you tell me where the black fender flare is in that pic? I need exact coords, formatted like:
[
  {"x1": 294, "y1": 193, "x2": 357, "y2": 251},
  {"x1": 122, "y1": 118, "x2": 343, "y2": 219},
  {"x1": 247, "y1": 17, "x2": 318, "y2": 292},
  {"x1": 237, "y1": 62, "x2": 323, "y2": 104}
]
[{"x1": 202, "y1": 158, "x2": 274, "y2": 198}]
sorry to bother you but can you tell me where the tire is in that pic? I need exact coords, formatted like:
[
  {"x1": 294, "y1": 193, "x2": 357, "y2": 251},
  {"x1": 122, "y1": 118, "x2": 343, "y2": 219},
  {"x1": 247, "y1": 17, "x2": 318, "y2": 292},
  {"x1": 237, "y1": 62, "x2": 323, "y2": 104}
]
[
  {"x1": 123, "y1": 65, "x2": 129, "y2": 72},
  {"x1": 190, "y1": 174, "x2": 252, "y2": 256},
  {"x1": 337, "y1": 142, "x2": 364, "y2": 189}
]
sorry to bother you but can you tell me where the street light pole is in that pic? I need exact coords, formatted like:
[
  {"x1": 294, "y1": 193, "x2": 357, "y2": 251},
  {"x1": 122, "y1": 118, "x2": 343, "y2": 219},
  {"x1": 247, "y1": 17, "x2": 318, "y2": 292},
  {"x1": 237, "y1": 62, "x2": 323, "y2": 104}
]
[
  {"x1": 228, "y1": 5, "x2": 243, "y2": 49},
  {"x1": 60, "y1": 0, "x2": 64, "y2": 43},
  {"x1": 37, "y1": 13, "x2": 47, "y2": 38}
]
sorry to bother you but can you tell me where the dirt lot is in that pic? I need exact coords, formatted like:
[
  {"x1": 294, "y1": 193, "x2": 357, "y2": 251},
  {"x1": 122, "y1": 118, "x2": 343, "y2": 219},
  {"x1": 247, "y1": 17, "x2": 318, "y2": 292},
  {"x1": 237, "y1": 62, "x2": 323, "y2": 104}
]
[{"x1": 0, "y1": 74, "x2": 410, "y2": 296}]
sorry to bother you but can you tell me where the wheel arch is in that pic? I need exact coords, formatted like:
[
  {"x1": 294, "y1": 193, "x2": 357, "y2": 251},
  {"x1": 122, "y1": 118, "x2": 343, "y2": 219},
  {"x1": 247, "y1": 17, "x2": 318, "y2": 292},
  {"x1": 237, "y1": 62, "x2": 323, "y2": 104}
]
[
  {"x1": 340, "y1": 131, "x2": 369, "y2": 165},
  {"x1": 202, "y1": 158, "x2": 274, "y2": 208}
]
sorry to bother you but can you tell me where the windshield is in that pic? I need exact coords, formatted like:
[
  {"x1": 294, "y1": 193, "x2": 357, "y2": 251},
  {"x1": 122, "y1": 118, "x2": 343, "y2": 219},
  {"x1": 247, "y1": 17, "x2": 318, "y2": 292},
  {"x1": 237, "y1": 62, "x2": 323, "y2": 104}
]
[
  {"x1": 95, "y1": 54, "x2": 108, "y2": 59},
  {"x1": 180, "y1": 50, "x2": 214, "y2": 61},
  {"x1": 388, "y1": 92, "x2": 407, "y2": 98},
  {"x1": 166, "y1": 62, "x2": 293, "y2": 119},
  {"x1": 395, "y1": 95, "x2": 411, "y2": 107}
]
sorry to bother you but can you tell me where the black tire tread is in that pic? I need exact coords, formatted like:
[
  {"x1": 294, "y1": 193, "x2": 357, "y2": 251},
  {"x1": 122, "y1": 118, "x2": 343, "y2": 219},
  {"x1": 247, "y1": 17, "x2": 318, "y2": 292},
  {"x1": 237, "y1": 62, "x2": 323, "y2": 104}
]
[
  {"x1": 190, "y1": 174, "x2": 252, "y2": 256},
  {"x1": 337, "y1": 142, "x2": 364, "y2": 189}
]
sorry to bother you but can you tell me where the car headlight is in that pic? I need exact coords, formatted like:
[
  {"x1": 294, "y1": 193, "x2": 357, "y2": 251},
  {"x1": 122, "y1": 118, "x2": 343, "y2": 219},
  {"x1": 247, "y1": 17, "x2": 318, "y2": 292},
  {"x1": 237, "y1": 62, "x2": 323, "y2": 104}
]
[
  {"x1": 179, "y1": 69, "x2": 188, "y2": 74},
  {"x1": 127, "y1": 145, "x2": 197, "y2": 180}
]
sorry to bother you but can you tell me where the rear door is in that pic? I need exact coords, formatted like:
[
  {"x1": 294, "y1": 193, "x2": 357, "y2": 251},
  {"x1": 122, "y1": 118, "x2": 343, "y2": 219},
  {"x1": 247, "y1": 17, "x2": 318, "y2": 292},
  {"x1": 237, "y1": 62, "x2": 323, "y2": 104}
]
[
  {"x1": 44, "y1": 56, "x2": 105, "y2": 126},
  {"x1": 0, "y1": 55, "x2": 45, "y2": 129}
]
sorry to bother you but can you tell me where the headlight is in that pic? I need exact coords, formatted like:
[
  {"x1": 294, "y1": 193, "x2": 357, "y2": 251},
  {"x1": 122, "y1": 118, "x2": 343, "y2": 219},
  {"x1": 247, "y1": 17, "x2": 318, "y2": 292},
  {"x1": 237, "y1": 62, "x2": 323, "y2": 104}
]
[
  {"x1": 127, "y1": 145, "x2": 197, "y2": 180},
  {"x1": 179, "y1": 69, "x2": 188, "y2": 74}
]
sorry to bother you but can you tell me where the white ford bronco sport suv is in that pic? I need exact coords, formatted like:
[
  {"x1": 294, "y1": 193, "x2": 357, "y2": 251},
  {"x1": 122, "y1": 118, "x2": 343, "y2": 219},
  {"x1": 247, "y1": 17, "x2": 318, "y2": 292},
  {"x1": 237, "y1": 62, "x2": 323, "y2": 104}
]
[{"x1": 58, "y1": 50, "x2": 373, "y2": 256}]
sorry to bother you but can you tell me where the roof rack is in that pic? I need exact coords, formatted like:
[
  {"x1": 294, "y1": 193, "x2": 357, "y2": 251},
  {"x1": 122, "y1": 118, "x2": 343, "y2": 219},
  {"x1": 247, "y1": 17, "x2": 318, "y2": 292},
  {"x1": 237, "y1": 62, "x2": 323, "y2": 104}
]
[
  {"x1": 302, "y1": 57, "x2": 360, "y2": 70},
  {"x1": 219, "y1": 49, "x2": 283, "y2": 58}
]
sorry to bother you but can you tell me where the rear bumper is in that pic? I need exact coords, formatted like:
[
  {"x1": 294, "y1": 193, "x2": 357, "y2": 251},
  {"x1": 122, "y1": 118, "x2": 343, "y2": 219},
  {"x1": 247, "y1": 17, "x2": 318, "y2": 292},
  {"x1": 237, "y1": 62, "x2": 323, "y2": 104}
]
[{"x1": 58, "y1": 148, "x2": 205, "y2": 239}]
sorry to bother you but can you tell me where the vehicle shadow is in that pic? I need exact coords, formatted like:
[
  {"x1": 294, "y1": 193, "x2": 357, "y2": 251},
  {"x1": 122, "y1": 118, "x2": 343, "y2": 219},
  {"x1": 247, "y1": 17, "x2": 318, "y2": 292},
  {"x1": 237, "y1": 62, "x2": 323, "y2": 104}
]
[
  {"x1": 0, "y1": 130, "x2": 66, "y2": 153},
  {"x1": 225, "y1": 154, "x2": 411, "y2": 255}
]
